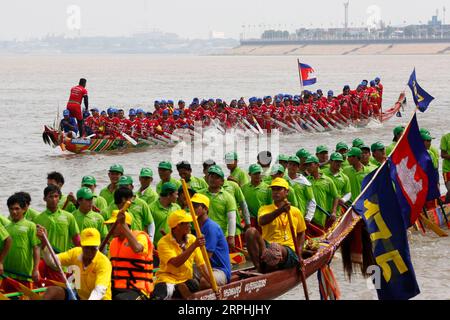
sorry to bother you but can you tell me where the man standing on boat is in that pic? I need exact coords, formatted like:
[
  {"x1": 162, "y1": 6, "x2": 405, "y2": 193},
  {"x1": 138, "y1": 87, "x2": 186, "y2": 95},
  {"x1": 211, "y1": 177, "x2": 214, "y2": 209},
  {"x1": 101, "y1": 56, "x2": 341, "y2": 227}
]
[{"x1": 66, "y1": 78, "x2": 89, "y2": 137}]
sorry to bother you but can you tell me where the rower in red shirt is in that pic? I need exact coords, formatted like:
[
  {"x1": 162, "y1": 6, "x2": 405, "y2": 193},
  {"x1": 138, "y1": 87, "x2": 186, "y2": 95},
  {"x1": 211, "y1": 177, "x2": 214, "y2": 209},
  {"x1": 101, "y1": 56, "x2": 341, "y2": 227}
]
[
  {"x1": 66, "y1": 78, "x2": 88, "y2": 137},
  {"x1": 84, "y1": 108, "x2": 101, "y2": 136}
]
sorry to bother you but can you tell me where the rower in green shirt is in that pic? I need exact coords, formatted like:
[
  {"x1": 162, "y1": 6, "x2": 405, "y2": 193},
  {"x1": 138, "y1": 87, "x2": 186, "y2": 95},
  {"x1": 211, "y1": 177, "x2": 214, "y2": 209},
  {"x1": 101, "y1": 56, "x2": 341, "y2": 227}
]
[
  {"x1": 269, "y1": 164, "x2": 299, "y2": 208},
  {"x1": 420, "y1": 128, "x2": 439, "y2": 168},
  {"x1": 176, "y1": 161, "x2": 208, "y2": 192},
  {"x1": 316, "y1": 145, "x2": 330, "y2": 171},
  {"x1": 12, "y1": 192, "x2": 40, "y2": 221},
  {"x1": 150, "y1": 182, "x2": 181, "y2": 246},
  {"x1": 4, "y1": 193, "x2": 40, "y2": 283},
  {"x1": 99, "y1": 164, "x2": 124, "y2": 205},
  {"x1": 370, "y1": 141, "x2": 387, "y2": 168},
  {"x1": 224, "y1": 152, "x2": 249, "y2": 187},
  {"x1": 343, "y1": 147, "x2": 373, "y2": 202},
  {"x1": 360, "y1": 145, "x2": 378, "y2": 171},
  {"x1": 34, "y1": 185, "x2": 80, "y2": 254},
  {"x1": 322, "y1": 152, "x2": 352, "y2": 210},
  {"x1": 295, "y1": 148, "x2": 311, "y2": 175},
  {"x1": 335, "y1": 142, "x2": 350, "y2": 169},
  {"x1": 81, "y1": 175, "x2": 108, "y2": 212},
  {"x1": 275, "y1": 154, "x2": 290, "y2": 182},
  {"x1": 47, "y1": 171, "x2": 76, "y2": 213},
  {"x1": 352, "y1": 138, "x2": 365, "y2": 149},
  {"x1": 136, "y1": 168, "x2": 158, "y2": 205},
  {"x1": 72, "y1": 187, "x2": 108, "y2": 240},
  {"x1": 156, "y1": 161, "x2": 182, "y2": 194},
  {"x1": 386, "y1": 126, "x2": 405, "y2": 156},
  {"x1": 440, "y1": 132, "x2": 450, "y2": 203},
  {"x1": 0, "y1": 222, "x2": 12, "y2": 279}
]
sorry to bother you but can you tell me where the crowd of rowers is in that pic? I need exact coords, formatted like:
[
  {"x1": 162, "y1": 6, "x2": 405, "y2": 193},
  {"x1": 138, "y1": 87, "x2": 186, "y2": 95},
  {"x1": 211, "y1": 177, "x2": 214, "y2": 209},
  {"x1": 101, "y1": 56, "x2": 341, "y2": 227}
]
[
  {"x1": 60, "y1": 78, "x2": 384, "y2": 140},
  {"x1": 2, "y1": 126, "x2": 448, "y2": 301}
]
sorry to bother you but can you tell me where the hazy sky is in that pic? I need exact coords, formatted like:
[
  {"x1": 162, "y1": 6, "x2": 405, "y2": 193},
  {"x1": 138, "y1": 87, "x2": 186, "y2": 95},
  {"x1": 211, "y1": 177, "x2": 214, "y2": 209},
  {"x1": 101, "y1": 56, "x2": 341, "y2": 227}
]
[{"x1": 0, "y1": 0, "x2": 448, "y2": 40}]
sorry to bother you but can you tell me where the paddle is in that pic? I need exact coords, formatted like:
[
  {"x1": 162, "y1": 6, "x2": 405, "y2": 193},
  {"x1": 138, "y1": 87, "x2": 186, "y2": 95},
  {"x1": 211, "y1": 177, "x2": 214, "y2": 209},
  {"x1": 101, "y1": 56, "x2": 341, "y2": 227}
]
[
  {"x1": 99, "y1": 200, "x2": 132, "y2": 253},
  {"x1": 419, "y1": 214, "x2": 448, "y2": 237},
  {"x1": 180, "y1": 179, "x2": 219, "y2": 296},
  {"x1": 284, "y1": 201, "x2": 309, "y2": 300},
  {"x1": 0, "y1": 275, "x2": 41, "y2": 300},
  {"x1": 120, "y1": 132, "x2": 138, "y2": 146}
]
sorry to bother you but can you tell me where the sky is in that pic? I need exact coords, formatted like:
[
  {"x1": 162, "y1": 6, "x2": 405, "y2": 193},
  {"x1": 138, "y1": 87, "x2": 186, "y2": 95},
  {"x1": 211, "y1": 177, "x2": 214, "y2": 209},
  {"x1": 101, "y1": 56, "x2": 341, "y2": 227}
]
[{"x1": 0, "y1": 0, "x2": 448, "y2": 40}]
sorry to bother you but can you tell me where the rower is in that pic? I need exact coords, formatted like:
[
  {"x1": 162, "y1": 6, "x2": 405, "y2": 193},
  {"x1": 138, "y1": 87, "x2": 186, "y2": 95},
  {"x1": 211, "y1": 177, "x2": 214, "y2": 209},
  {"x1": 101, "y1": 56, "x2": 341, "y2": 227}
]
[
  {"x1": 370, "y1": 141, "x2": 387, "y2": 167},
  {"x1": 295, "y1": 149, "x2": 311, "y2": 175},
  {"x1": 304, "y1": 156, "x2": 339, "y2": 229},
  {"x1": 420, "y1": 128, "x2": 440, "y2": 167},
  {"x1": 224, "y1": 152, "x2": 249, "y2": 187},
  {"x1": 176, "y1": 161, "x2": 208, "y2": 192},
  {"x1": 72, "y1": 187, "x2": 108, "y2": 240},
  {"x1": 99, "y1": 164, "x2": 124, "y2": 206},
  {"x1": 41, "y1": 228, "x2": 112, "y2": 300},
  {"x1": 440, "y1": 132, "x2": 450, "y2": 203},
  {"x1": 315, "y1": 145, "x2": 329, "y2": 169},
  {"x1": 151, "y1": 210, "x2": 210, "y2": 300},
  {"x1": 322, "y1": 152, "x2": 352, "y2": 210},
  {"x1": 47, "y1": 171, "x2": 75, "y2": 212},
  {"x1": 342, "y1": 147, "x2": 373, "y2": 202},
  {"x1": 60, "y1": 109, "x2": 79, "y2": 138},
  {"x1": 136, "y1": 168, "x2": 158, "y2": 206},
  {"x1": 105, "y1": 210, "x2": 154, "y2": 300},
  {"x1": 360, "y1": 144, "x2": 377, "y2": 171},
  {"x1": 245, "y1": 178, "x2": 306, "y2": 273},
  {"x1": 335, "y1": 142, "x2": 350, "y2": 168},
  {"x1": 386, "y1": 126, "x2": 404, "y2": 156},
  {"x1": 156, "y1": 161, "x2": 182, "y2": 195},
  {"x1": 66, "y1": 78, "x2": 88, "y2": 137},
  {"x1": 352, "y1": 138, "x2": 365, "y2": 149},
  {"x1": 81, "y1": 175, "x2": 108, "y2": 212},
  {"x1": 13, "y1": 191, "x2": 40, "y2": 221},
  {"x1": 1, "y1": 193, "x2": 40, "y2": 292},
  {"x1": 191, "y1": 193, "x2": 231, "y2": 289},
  {"x1": 276, "y1": 154, "x2": 290, "y2": 170}
]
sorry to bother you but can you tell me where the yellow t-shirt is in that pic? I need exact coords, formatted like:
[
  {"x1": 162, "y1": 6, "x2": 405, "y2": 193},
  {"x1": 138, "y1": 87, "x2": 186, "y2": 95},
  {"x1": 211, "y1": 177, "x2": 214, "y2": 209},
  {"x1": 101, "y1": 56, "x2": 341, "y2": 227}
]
[
  {"x1": 57, "y1": 247, "x2": 112, "y2": 300},
  {"x1": 258, "y1": 204, "x2": 306, "y2": 250},
  {"x1": 155, "y1": 233, "x2": 205, "y2": 285}
]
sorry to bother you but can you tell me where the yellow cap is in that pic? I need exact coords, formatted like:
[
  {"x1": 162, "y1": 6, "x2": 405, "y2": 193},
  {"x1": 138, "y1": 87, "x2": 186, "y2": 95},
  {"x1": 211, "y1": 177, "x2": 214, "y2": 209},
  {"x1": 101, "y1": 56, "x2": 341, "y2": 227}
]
[
  {"x1": 191, "y1": 193, "x2": 210, "y2": 209},
  {"x1": 104, "y1": 209, "x2": 133, "y2": 225},
  {"x1": 168, "y1": 209, "x2": 193, "y2": 228},
  {"x1": 80, "y1": 228, "x2": 101, "y2": 247},
  {"x1": 269, "y1": 177, "x2": 289, "y2": 190}
]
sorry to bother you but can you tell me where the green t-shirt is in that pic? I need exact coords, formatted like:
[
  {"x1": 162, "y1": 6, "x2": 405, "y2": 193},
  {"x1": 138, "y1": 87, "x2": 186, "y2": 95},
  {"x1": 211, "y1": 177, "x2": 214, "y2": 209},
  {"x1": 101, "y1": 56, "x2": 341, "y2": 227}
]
[
  {"x1": 223, "y1": 180, "x2": 247, "y2": 235},
  {"x1": 136, "y1": 186, "x2": 158, "y2": 206},
  {"x1": 308, "y1": 174, "x2": 339, "y2": 227},
  {"x1": 58, "y1": 194, "x2": 76, "y2": 213},
  {"x1": 4, "y1": 218, "x2": 40, "y2": 281},
  {"x1": 103, "y1": 197, "x2": 153, "y2": 232},
  {"x1": 149, "y1": 200, "x2": 181, "y2": 246},
  {"x1": 230, "y1": 167, "x2": 250, "y2": 187},
  {"x1": 156, "y1": 177, "x2": 182, "y2": 195},
  {"x1": 33, "y1": 208, "x2": 79, "y2": 253},
  {"x1": 369, "y1": 157, "x2": 382, "y2": 168},
  {"x1": 287, "y1": 175, "x2": 315, "y2": 217},
  {"x1": 99, "y1": 185, "x2": 117, "y2": 206},
  {"x1": 322, "y1": 168, "x2": 351, "y2": 198},
  {"x1": 72, "y1": 209, "x2": 108, "y2": 239},
  {"x1": 0, "y1": 214, "x2": 11, "y2": 227},
  {"x1": 25, "y1": 207, "x2": 40, "y2": 221},
  {"x1": 343, "y1": 165, "x2": 373, "y2": 202},
  {"x1": 184, "y1": 176, "x2": 209, "y2": 192},
  {"x1": 0, "y1": 223, "x2": 9, "y2": 242},
  {"x1": 428, "y1": 149, "x2": 439, "y2": 169},
  {"x1": 440, "y1": 133, "x2": 450, "y2": 173},
  {"x1": 385, "y1": 141, "x2": 397, "y2": 156},
  {"x1": 199, "y1": 188, "x2": 237, "y2": 236},
  {"x1": 94, "y1": 195, "x2": 108, "y2": 212},
  {"x1": 241, "y1": 182, "x2": 272, "y2": 218}
]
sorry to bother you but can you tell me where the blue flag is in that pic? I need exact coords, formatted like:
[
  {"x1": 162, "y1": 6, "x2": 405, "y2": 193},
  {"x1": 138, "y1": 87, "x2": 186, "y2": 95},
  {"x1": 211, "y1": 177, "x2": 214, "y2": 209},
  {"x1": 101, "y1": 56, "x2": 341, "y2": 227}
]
[
  {"x1": 407, "y1": 69, "x2": 434, "y2": 112},
  {"x1": 354, "y1": 164, "x2": 420, "y2": 300}
]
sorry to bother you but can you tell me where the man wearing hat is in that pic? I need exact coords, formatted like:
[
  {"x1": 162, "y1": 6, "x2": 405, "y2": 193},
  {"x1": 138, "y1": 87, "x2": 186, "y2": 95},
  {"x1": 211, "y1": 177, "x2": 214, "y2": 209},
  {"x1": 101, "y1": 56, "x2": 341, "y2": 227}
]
[
  {"x1": 72, "y1": 187, "x2": 108, "y2": 240},
  {"x1": 176, "y1": 161, "x2": 208, "y2": 192},
  {"x1": 315, "y1": 145, "x2": 330, "y2": 169},
  {"x1": 136, "y1": 168, "x2": 158, "y2": 206},
  {"x1": 352, "y1": 138, "x2": 365, "y2": 149},
  {"x1": 81, "y1": 175, "x2": 108, "y2": 212},
  {"x1": 359, "y1": 144, "x2": 377, "y2": 170},
  {"x1": 245, "y1": 178, "x2": 306, "y2": 273},
  {"x1": 322, "y1": 152, "x2": 352, "y2": 208},
  {"x1": 150, "y1": 182, "x2": 181, "y2": 247},
  {"x1": 60, "y1": 109, "x2": 79, "y2": 138},
  {"x1": 335, "y1": 142, "x2": 350, "y2": 168},
  {"x1": 304, "y1": 156, "x2": 339, "y2": 228},
  {"x1": 441, "y1": 132, "x2": 450, "y2": 203},
  {"x1": 105, "y1": 209, "x2": 154, "y2": 300},
  {"x1": 370, "y1": 141, "x2": 387, "y2": 167},
  {"x1": 343, "y1": 147, "x2": 373, "y2": 201},
  {"x1": 295, "y1": 149, "x2": 311, "y2": 175},
  {"x1": 276, "y1": 154, "x2": 290, "y2": 171},
  {"x1": 386, "y1": 126, "x2": 404, "y2": 156},
  {"x1": 269, "y1": 164, "x2": 299, "y2": 209},
  {"x1": 156, "y1": 161, "x2": 181, "y2": 195},
  {"x1": 200, "y1": 165, "x2": 237, "y2": 250},
  {"x1": 224, "y1": 152, "x2": 249, "y2": 187},
  {"x1": 152, "y1": 210, "x2": 210, "y2": 300},
  {"x1": 42, "y1": 228, "x2": 112, "y2": 300},
  {"x1": 420, "y1": 128, "x2": 440, "y2": 169},
  {"x1": 191, "y1": 193, "x2": 231, "y2": 288},
  {"x1": 100, "y1": 164, "x2": 124, "y2": 205}
]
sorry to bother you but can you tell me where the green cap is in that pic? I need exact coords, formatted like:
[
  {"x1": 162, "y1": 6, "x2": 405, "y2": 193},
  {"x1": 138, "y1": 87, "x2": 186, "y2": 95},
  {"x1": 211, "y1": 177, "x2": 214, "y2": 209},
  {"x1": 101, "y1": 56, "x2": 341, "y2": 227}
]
[
  {"x1": 248, "y1": 164, "x2": 263, "y2": 175},
  {"x1": 277, "y1": 154, "x2": 289, "y2": 162},
  {"x1": 360, "y1": 144, "x2": 370, "y2": 151},
  {"x1": 81, "y1": 175, "x2": 96, "y2": 186},
  {"x1": 118, "y1": 175, "x2": 133, "y2": 186},
  {"x1": 347, "y1": 147, "x2": 362, "y2": 158},
  {"x1": 109, "y1": 164, "x2": 124, "y2": 174},
  {"x1": 288, "y1": 155, "x2": 300, "y2": 164},
  {"x1": 316, "y1": 145, "x2": 328, "y2": 154},
  {"x1": 158, "y1": 161, "x2": 172, "y2": 170},
  {"x1": 335, "y1": 142, "x2": 349, "y2": 152},
  {"x1": 77, "y1": 187, "x2": 94, "y2": 200},
  {"x1": 295, "y1": 148, "x2": 310, "y2": 159},
  {"x1": 224, "y1": 152, "x2": 238, "y2": 161},
  {"x1": 161, "y1": 182, "x2": 177, "y2": 196},
  {"x1": 304, "y1": 155, "x2": 319, "y2": 164},
  {"x1": 330, "y1": 152, "x2": 344, "y2": 161},
  {"x1": 352, "y1": 138, "x2": 365, "y2": 148},
  {"x1": 139, "y1": 167, "x2": 153, "y2": 178},
  {"x1": 371, "y1": 141, "x2": 385, "y2": 152},
  {"x1": 420, "y1": 131, "x2": 433, "y2": 141},
  {"x1": 208, "y1": 165, "x2": 225, "y2": 178},
  {"x1": 393, "y1": 126, "x2": 405, "y2": 137},
  {"x1": 271, "y1": 164, "x2": 285, "y2": 175}
]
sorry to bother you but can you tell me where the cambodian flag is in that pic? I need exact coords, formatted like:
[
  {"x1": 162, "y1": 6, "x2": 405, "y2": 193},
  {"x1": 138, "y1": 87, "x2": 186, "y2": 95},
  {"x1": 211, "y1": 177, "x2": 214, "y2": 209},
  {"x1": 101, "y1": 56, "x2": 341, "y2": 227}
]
[
  {"x1": 298, "y1": 61, "x2": 317, "y2": 86},
  {"x1": 389, "y1": 113, "x2": 440, "y2": 228}
]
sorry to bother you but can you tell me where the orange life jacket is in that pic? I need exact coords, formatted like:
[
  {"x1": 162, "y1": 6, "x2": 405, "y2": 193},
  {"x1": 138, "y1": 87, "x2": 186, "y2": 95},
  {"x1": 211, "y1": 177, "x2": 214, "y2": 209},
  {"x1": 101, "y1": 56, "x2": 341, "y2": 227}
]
[{"x1": 109, "y1": 231, "x2": 154, "y2": 295}]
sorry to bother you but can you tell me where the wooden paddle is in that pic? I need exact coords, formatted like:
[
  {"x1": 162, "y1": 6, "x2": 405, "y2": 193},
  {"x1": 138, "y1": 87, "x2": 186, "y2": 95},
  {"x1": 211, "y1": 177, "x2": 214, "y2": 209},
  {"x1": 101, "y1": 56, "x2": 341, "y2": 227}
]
[
  {"x1": 419, "y1": 214, "x2": 448, "y2": 237},
  {"x1": 0, "y1": 275, "x2": 41, "y2": 300},
  {"x1": 99, "y1": 200, "x2": 132, "y2": 253},
  {"x1": 180, "y1": 179, "x2": 219, "y2": 296}
]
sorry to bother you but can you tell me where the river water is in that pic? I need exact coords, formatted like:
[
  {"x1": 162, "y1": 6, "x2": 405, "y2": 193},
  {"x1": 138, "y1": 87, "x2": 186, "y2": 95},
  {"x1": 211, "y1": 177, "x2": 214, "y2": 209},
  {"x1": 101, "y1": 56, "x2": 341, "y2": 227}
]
[{"x1": 0, "y1": 53, "x2": 449, "y2": 299}]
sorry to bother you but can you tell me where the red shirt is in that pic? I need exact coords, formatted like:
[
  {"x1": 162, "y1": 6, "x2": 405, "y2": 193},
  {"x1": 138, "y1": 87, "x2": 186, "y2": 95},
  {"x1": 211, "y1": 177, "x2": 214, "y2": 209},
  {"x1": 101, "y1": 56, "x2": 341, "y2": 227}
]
[{"x1": 67, "y1": 85, "x2": 88, "y2": 106}]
